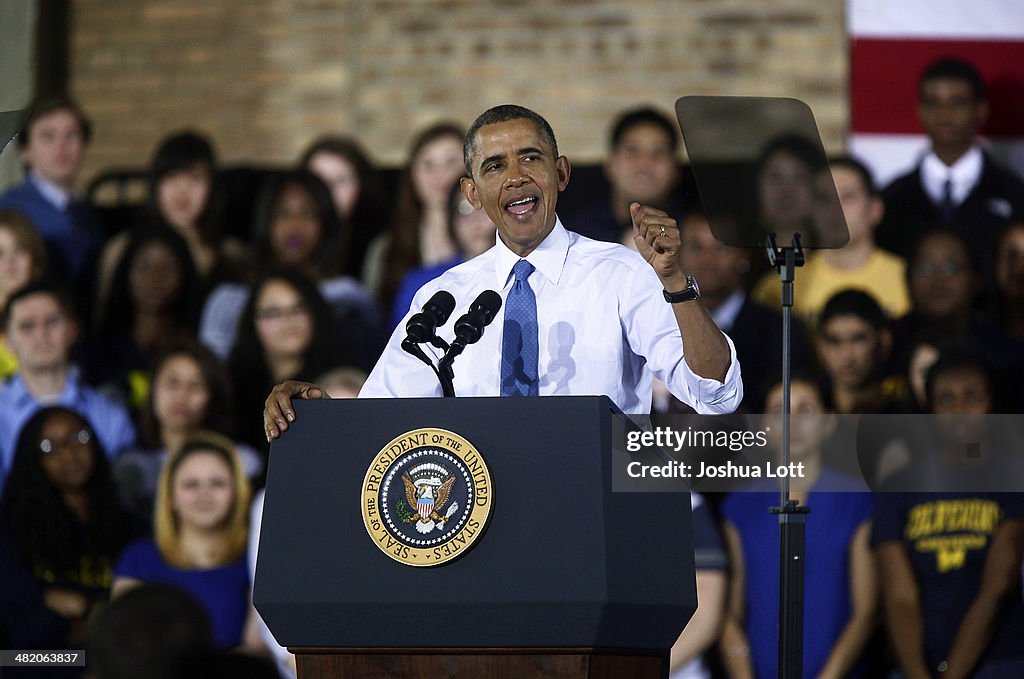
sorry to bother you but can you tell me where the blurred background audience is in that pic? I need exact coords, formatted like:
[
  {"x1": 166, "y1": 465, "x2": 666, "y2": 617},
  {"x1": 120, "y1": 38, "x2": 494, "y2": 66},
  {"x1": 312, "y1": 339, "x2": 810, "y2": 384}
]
[{"x1": 0, "y1": 22, "x2": 1022, "y2": 676}]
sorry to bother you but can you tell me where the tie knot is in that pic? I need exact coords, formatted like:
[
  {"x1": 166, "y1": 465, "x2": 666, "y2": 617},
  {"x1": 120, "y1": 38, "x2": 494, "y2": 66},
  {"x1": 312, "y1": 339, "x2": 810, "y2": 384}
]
[{"x1": 513, "y1": 259, "x2": 535, "y2": 282}]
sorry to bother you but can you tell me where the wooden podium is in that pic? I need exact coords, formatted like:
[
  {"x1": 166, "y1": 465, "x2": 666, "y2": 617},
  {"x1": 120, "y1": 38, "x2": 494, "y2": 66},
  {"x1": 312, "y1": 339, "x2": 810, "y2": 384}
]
[
  {"x1": 254, "y1": 396, "x2": 695, "y2": 679},
  {"x1": 293, "y1": 647, "x2": 667, "y2": 678}
]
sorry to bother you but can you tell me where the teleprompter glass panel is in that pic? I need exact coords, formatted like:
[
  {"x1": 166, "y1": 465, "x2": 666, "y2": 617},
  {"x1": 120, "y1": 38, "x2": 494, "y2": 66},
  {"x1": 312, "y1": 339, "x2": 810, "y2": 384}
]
[
  {"x1": 0, "y1": 110, "x2": 30, "y2": 157},
  {"x1": 675, "y1": 96, "x2": 849, "y2": 249}
]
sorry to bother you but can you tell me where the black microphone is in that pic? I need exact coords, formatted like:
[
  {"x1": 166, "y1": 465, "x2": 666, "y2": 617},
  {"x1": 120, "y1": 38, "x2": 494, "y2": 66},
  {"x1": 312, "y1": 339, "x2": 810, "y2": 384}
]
[
  {"x1": 448, "y1": 290, "x2": 502, "y2": 357},
  {"x1": 404, "y1": 290, "x2": 456, "y2": 345}
]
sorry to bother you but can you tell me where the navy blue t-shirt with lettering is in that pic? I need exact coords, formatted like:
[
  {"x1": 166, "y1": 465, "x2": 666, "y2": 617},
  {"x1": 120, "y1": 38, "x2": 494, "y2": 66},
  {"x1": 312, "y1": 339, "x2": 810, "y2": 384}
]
[{"x1": 871, "y1": 492, "x2": 1024, "y2": 670}]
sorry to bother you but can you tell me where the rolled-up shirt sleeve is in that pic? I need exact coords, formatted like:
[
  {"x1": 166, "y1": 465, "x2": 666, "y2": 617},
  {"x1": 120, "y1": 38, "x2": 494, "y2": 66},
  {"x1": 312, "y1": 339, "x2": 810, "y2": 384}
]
[
  {"x1": 671, "y1": 333, "x2": 742, "y2": 414},
  {"x1": 621, "y1": 260, "x2": 743, "y2": 415}
]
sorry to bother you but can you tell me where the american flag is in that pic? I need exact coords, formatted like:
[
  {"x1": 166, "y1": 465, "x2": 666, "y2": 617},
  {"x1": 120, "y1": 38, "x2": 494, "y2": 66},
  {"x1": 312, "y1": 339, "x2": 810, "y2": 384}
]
[{"x1": 847, "y1": 0, "x2": 1024, "y2": 186}]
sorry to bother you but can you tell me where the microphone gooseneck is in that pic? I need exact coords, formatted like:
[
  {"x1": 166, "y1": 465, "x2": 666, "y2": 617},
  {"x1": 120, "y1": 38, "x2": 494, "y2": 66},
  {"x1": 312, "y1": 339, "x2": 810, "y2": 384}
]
[{"x1": 399, "y1": 289, "x2": 500, "y2": 398}]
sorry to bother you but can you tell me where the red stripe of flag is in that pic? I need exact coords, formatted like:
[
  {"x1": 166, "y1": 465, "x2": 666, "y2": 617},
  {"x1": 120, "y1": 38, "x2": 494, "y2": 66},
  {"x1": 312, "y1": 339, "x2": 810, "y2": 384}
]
[{"x1": 850, "y1": 38, "x2": 1024, "y2": 136}]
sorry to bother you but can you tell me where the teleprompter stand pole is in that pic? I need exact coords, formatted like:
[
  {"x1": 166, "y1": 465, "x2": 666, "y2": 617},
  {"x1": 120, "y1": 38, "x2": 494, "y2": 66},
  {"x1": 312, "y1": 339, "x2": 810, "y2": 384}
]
[{"x1": 765, "y1": 232, "x2": 810, "y2": 679}]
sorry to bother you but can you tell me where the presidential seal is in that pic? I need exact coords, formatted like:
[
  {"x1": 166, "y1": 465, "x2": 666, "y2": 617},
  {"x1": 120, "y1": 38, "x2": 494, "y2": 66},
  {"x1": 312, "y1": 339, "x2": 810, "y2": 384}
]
[{"x1": 361, "y1": 428, "x2": 493, "y2": 567}]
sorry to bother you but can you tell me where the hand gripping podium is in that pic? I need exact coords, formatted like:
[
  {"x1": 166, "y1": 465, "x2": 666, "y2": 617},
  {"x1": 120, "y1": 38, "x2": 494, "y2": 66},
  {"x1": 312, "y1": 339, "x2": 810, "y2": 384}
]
[{"x1": 254, "y1": 396, "x2": 695, "y2": 678}]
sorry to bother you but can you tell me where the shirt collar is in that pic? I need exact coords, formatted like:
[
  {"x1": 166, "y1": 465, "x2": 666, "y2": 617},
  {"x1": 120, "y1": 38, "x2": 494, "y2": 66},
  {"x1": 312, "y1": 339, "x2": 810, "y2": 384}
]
[
  {"x1": 709, "y1": 290, "x2": 746, "y2": 332},
  {"x1": 493, "y1": 216, "x2": 570, "y2": 288},
  {"x1": 28, "y1": 171, "x2": 73, "y2": 211},
  {"x1": 921, "y1": 145, "x2": 983, "y2": 205},
  {"x1": 8, "y1": 366, "x2": 81, "y2": 406}
]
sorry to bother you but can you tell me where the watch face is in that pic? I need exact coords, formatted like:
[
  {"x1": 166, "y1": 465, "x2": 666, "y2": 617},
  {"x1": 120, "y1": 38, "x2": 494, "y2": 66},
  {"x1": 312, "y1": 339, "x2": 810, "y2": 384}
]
[{"x1": 688, "y1": 275, "x2": 700, "y2": 298}]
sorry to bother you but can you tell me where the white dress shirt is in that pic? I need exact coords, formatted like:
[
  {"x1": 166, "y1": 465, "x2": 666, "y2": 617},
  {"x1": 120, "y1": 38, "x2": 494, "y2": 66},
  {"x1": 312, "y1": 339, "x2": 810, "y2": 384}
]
[
  {"x1": 920, "y1": 145, "x2": 983, "y2": 206},
  {"x1": 29, "y1": 170, "x2": 73, "y2": 210},
  {"x1": 708, "y1": 289, "x2": 746, "y2": 333},
  {"x1": 360, "y1": 218, "x2": 742, "y2": 415}
]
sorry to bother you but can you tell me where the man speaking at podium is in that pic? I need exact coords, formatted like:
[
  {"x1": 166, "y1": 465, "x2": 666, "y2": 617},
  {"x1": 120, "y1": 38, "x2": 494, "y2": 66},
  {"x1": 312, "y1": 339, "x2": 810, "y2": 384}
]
[{"x1": 264, "y1": 104, "x2": 741, "y2": 440}]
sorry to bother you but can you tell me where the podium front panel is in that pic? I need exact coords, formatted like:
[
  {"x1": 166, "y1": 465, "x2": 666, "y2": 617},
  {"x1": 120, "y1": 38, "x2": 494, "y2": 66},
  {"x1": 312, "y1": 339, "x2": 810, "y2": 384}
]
[{"x1": 255, "y1": 396, "x2": 695, "y2": 649}]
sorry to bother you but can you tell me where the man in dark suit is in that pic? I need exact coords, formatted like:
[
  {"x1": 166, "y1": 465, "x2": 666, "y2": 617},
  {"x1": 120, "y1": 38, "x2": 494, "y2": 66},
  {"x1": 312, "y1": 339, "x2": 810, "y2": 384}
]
[
  {"x1": 0, "y1": 96, "x2": 103, "y2": 297},
  {"x1": 878, "y1": 57, "x2": 1024, "y2": 297},
  {"x1": 566, "y1": 106, "x2": 690, "y2": 244},
  {"x1": 673, "y1": 211, "x2": 811, "y2": 413}
]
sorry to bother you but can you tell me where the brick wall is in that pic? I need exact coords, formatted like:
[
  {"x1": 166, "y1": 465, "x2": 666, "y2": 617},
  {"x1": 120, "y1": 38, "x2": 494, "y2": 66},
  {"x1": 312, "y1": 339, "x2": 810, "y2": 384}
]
[{"x1": 70, "y1": 0, "x2": 846, "y2": 185}]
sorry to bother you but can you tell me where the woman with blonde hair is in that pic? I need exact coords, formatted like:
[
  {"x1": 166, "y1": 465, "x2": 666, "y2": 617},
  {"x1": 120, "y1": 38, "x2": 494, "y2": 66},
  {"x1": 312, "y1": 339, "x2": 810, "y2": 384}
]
[{"x1": 112, "y1": 431, "x2": 252, "y2": 647}]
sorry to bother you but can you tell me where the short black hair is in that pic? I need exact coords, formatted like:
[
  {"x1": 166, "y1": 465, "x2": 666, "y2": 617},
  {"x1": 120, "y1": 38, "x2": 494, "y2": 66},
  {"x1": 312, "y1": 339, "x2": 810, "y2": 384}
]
[
  {"x1": 819, "y1": 289, "x2": 887, "y2": 331},
  {"x1": 464, "y1": 104, "x2": 558, "y2": 177},
  {"x1": 3, "y1": 279, "x2": 75, "y2": 329},
  {"x1": 150, "y1": 131, "x2": 216, "y2": 184},
  {"x1": 924, "y1": 343, "x2": 995, "y2": 412},
  {"x1": 88, "y1": 583, "x2": 214, "y2": 679},
  {"x1": 19, "y1": 95, "x2": 92, "y2": 147},
  {"x1": 918, "y1": 56, "x2": 985, "y2": 101},
  {"x1": 759, "y1": 367, "x2": 834, "y2": 412},
  {"x1": 906, "y1": 228, "x2": 978, "y2": 284},
  {"x1": 609, "y1": 106, "x2": 679, "y2": 153},
  {"x1": 829, "y1": 154, "x2": 877, "y2": 197}
]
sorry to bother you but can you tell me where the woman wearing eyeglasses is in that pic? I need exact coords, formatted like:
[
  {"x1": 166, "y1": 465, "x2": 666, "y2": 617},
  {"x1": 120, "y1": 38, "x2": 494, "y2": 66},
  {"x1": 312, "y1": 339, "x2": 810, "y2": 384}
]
[{"x1": 0, "y1": 406, "x2": 135, "y2": 646}]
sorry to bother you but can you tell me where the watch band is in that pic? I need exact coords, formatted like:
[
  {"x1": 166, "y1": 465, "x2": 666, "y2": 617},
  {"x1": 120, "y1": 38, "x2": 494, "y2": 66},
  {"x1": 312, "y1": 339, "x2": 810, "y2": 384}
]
[{"x1": 663, "y1": 275, "x2": 700, "y2": 303}]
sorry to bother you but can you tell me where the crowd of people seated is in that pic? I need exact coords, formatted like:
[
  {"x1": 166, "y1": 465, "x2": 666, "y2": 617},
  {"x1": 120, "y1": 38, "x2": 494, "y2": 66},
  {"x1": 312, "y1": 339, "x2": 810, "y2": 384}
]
[{"x1": 1, "y1": 54, "x2": 1023, "y2": 679}]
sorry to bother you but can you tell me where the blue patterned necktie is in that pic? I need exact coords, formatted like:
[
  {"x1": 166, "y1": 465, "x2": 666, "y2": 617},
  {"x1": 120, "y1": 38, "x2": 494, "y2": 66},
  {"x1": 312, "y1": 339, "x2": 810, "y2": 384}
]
[{"x1": 501, "y1": 260, "x2": 539, "y2": 396}]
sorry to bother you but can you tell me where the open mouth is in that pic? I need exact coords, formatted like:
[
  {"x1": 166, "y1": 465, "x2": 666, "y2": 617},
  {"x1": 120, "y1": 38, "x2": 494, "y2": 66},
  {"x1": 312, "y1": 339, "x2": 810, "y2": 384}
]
[{"x1": 504, "y1": 195, "x2": 538, "y2": 219}]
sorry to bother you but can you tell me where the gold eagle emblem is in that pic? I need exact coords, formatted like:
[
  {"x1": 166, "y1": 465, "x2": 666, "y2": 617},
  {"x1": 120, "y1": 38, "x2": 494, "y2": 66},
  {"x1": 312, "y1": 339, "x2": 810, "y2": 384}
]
[{"x1": 403, "y1": 473, "x2": 456, "y2": 530}]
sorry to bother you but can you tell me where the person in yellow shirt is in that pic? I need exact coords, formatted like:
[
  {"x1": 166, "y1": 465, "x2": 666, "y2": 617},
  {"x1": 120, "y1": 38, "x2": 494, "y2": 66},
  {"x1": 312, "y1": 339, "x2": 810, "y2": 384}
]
[{"x1": 754, "y1": 156, "x2": 909, "y2": 326}]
